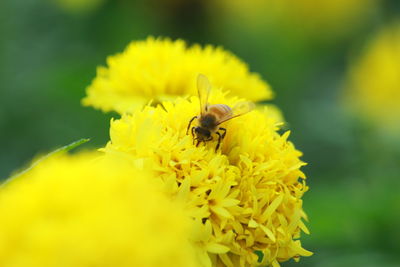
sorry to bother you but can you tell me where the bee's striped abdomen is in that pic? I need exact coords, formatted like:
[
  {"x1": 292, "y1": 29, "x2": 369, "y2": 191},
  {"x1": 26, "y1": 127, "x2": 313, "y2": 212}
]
[{"x1": 207, "y1": 104, "x2": 232, "y2": 121}]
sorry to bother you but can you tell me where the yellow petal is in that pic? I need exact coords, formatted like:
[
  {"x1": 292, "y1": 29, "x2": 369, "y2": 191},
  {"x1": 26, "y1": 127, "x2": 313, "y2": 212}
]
[{"x1": 206, "y1": 243, "x2": 230, "y2": 254}]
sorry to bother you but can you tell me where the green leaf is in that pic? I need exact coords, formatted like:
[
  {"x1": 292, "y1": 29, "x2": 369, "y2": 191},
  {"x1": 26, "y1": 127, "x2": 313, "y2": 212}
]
[
  {"x1": 3, "y1": 138, "x2": 90, "y2": 185},
  {"x1": 54, "y1": 138, "x2": 90, "y2": 154}
]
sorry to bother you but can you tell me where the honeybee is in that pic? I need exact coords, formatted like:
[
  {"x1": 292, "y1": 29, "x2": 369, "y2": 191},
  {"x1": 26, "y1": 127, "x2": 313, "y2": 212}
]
[{"x1": 186, "y1": 74, "x2": 255, "y2": 151}]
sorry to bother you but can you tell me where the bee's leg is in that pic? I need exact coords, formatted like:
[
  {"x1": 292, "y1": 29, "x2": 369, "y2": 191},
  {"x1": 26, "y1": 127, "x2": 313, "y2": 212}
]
[
  {"x1": 215, "y1": 132, "x2": 222, "y2": 151},
  {"x1": 196, "y1": 140, "x2": 201, "y2": 147},
  {"x1": 218, "y1": 127, "x2": 227, "y2": 139},
  {"x1": 186, "y1": 116, "x2": 198, "y2": 135},
  {"x1": 191, "y1": 127, "x2": 196, "y2": 141}
]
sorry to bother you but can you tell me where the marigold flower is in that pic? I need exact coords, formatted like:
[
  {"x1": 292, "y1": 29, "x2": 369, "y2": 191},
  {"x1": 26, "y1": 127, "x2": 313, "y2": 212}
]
[
  {"x1": 49, "y1": 0, "x2": 105, "y2": 14},
  {"x1": 82, "y1": 37, "x2": 273, "y2": 114},
  {"x1": 0, "y1": 153, "x2": 199, "y2": 267},
  {"x1": 212, "y1": 0, "x2": 376, "y2": 38},
  {"x1": 103, "y1": 88, "x2": 312, "y2": 266},
  {"x1": 345, "y1": 23, "x2": 400, "y2": 133}
]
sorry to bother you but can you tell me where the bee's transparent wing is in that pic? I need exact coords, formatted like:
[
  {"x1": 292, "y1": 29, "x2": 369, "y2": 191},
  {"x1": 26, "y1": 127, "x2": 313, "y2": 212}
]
[
  {"x1": 197, "y1": 74, "x2": 211, "y2": 115},
  {"x1": 217, "y1": 101, "x2": 255, "y2": 125}
]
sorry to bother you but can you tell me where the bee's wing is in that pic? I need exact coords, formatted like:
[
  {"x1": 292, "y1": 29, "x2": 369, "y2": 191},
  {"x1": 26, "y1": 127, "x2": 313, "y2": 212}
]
[
  {"x1": 217, "y1": 101, "x2": 255, "y2": 125},
  {"x1": 197, "y1": 74, "x2": 211, "y2": 115}
]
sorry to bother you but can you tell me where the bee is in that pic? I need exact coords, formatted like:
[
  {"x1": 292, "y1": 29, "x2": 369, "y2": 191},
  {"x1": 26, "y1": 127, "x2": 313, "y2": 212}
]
[{"x1": 186, "y1": 74, "x2": 255, "y2": 151}]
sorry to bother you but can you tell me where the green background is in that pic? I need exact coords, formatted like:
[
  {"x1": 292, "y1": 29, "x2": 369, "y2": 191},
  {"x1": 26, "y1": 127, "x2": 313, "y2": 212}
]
[{"x1": 1, "y1": 0, "x2": 399, "y2": 266}]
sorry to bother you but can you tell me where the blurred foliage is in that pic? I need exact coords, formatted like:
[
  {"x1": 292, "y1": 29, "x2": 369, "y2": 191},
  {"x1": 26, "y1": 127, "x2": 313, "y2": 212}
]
[{"x1": 1, "y1": 0, "x2": 400, "y2": 266}]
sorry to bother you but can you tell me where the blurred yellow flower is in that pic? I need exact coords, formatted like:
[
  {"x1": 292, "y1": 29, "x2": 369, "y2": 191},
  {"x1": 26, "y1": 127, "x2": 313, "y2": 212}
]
[
  {"x1": 49, "y1": 0, "x2": 105, "y2": 14},
  {"x1": 83, "y1": 37, "x2": 273, "y2": 114},
  {"x1": 345, "y1": 23, "x2": 400, "y2": 133},
  {"x1": 103, "y1": 87, "x2": 311, "y2": 266},
  {"x1": 0, "y1": 153, "x2": 199, "y2": 267},
  {"x1": 212, "y1": 0, "x2": 377, "y2": 38}
]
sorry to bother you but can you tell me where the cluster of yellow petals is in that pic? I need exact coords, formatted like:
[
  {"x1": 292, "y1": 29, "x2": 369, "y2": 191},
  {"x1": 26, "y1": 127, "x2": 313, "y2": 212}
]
[
  {"x1": 345, "y1": 23, "x2": 400, "y2": 133},
  {"x1": 0, "y1": 153, "x2": 199, "y2": 267},
  {"x1": 83, "y1": 37, "x2": 273, "y2": 114},
  {"x1": 103, "y1": 89, "x2": 311, "y2": 266}
]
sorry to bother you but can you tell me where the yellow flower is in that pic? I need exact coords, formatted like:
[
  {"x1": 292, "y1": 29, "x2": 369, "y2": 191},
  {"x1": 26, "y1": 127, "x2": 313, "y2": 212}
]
[
  {"x1": 49, "y1": 0, "x2": 105, "y2": 14},
  {"x1": 212, "y1": 0, "x2": 376, "y2": 38},
  {"x1": 0, "y1": 153, "x2": 199, "y2": 267},
  {"x1": 82, "y1": 37, "x2": 273, "y2": 114},
  {"x1": 102, "y1": 86, "x2": 312, "y2": 266},
  {"x1": 345, "y1": 23, "x2": 400, "y2": 133}
]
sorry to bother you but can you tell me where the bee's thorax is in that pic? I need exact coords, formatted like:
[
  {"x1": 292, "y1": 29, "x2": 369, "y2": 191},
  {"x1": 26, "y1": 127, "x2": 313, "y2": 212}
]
[{"x1": 199, "y1": 114, "x2": 218, "y2": 130}]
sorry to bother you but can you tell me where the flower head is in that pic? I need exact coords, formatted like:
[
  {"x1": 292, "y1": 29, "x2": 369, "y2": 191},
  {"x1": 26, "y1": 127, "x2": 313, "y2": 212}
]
[
  {"x1": 212, "y1": 0, "x2": 376, "y2": 39},
  {"x1": 83, "y1": 37, "x2": 273, "y2": 114},
  {"x1": 345, "y1": 23, "x2": 400, "y2": 133},
  {"x1": 50, "y1": 0, "x2": 105, "y2": 14},
  {"x1": 0, "y1": 153, "x2": 199, "y2": 267},
  {"x1": 103, "y1": 86, "x2": 311, "y2": 266}
]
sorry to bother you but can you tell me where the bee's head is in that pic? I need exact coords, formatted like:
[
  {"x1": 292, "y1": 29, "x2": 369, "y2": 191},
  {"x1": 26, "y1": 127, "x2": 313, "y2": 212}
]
[{"x1": 194, "y1": 126, "x2": 211, "y2": 141}]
